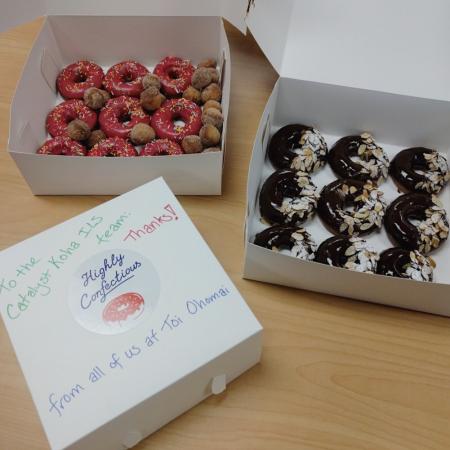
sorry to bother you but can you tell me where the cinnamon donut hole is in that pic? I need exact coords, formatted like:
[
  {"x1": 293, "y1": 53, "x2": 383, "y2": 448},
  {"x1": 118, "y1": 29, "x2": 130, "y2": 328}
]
[
  {"x1": 191, "y1": 67, "x2": 212, "y2": 90},
  {"x1": 182, "y1": 86, "x2": 201, "y2": 104},
  {"x1": 199, "y1": 124, "x2": 221, "y2": 147},
  {"x1": 130, "y1": 123, "x2": 155, "y2": 145},
  {"x1": 202, "y1": 108, "x2": 224, "y2": 129},
  {"x1": 86, "y1": 129, "x2": 106, "y2": 149},
  {"x1": 142, "y1": 73, "x2": 161, "y2": 90},
  {"x1": 198, "y1": 58, "x2": 217, "y2": 68},
  {"x1": 203, "y1": 100, "x2": 222, "y2": 112},
  {"x1": 67, "y1": 119, "x2": 91, "y2": 141},
  {"x1": 83, "y1": 87, "x2": 110, "y2": 110},
  {"x1": 201, "y1": 83, "x2": 222, "y2": 103},
  {"x1": 140, "y1": 87, "x2": 166, "y2": 112},
  {"x1": 181, "y1": 135, "x2": 203, "y2": 154}
]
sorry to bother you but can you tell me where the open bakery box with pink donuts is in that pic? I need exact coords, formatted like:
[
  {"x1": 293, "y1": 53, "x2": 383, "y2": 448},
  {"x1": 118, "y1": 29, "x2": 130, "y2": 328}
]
[
  {"x1": 3, "y1": 0, "x2": 248, "y2": 195},
  {"x1": 243, "y1": 0, "x2": 450, "y2": 316}
]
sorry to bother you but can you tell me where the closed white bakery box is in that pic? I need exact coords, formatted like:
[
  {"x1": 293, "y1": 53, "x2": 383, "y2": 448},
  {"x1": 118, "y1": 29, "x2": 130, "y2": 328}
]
[
  {"x1": 0, "y1": 177, "x2": 262, "y2": 450},
  {"x1": 243, "y1": 0, "x2": 450, "y2": 316},
  {"x1": 3, "y1": 0, "x2": 248, "y2": 195}
]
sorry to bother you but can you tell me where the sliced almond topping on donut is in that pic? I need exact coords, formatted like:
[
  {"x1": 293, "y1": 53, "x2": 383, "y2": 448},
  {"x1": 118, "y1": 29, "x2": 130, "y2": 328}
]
[
  {"x1": 345, "y1": 245, "x2": 356, "y2": 256},
  {"x1": 358, "y1": 144, "x2": 366, "y2": 155},
  {"x1": 359, "y1": 222, "x2": 373, "y2": 231},
  {"x1": 339, "y1": 222, "x2": 348, "y2": 232},
  {"x1": 349, "y1": 186, "x2": 357, "y2": 194}
]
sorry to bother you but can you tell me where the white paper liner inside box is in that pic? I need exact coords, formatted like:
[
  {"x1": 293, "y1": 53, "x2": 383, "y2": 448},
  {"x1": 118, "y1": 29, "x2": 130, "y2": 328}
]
[
  {"x1": 244, "y1": 78, "x2": 450, "y2": 316},
  {"x1": 0, "y1": 177, "x2": 262, "y2": 450}
]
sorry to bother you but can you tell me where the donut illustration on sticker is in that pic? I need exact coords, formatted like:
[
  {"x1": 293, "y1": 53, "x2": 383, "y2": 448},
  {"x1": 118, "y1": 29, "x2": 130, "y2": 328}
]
[
  {"x1": 68, "y1": 249, "x2": 160, "y2": 335},
  {"x1": 102, "y1": 292, "x2": 145, "y2": 324}
]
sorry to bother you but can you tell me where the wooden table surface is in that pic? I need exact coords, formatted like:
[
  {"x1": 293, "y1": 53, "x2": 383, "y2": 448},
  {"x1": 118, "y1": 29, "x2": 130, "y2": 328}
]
[{"x1": 1, "y1": 18, "x2": 450, "y2": 450}]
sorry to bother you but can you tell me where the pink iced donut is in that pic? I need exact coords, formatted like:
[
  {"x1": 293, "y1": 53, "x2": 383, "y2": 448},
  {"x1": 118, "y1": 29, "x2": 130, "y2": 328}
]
[
  {"x1": 104, "y1": 61, "x2": 149, "y2": 97},
  {"x1": 140, "y1": 139, "x2": 183, "y2": 156},
  {"x1": 87, "y1": 137, "x2": 137, "y2": 157},
  {"x1": 151, "y1": 98, "x2": 202, "y2": 142},
  {"x1": 99, "y1": 96, "x2": 150, "y2": 139},
  {"x1": 153, "y1": 56, "x2": 194, "y2": 97},
  {"x1": 46, "y1": 99, "x2": 97, "y2": 137},
  {"x1": 37, "y1": 136, "x2": 86, "y2": 156},
  {"x1": 56, "y1": 61, "x2": 104, "y2": 99}
]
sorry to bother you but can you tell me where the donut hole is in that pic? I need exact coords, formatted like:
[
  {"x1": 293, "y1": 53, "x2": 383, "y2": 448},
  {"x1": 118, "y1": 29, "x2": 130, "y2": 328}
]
[
  {"x1": 168, "y1": 68, "x2": 181, "y2": 80},
  {"x1": 74, "y1": 72, "x2": 87, "y2": 83},
  {"x1": 121, "y1": 71, "x2": 136, "y2": 83},
  {"x1": 118, "y1": 112, "x2": 132, "y2": 125},
  {"x1": 172, "y1": 114, "x2": 186, "y2": 129}
]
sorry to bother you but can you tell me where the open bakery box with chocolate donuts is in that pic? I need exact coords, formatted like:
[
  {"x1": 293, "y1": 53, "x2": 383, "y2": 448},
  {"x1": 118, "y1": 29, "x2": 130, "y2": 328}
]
[
  {"x1": 243, "y1": 0, "x2": 450, "y2": 316},
  {"x1": 3, "y1": 0, "x2": 248, "y2": 195}
]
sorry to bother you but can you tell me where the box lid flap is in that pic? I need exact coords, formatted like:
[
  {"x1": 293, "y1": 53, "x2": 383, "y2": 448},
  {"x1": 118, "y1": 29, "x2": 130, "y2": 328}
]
[
  {"x1": 246, "y1": 0, "x2": 450, "y2": 100},
  {"x1": 0, "y1": 0, "x2": 46, "y2": 33},
  {"x1": 0, "y1": 0, "x2": 248, "y2": 33}
]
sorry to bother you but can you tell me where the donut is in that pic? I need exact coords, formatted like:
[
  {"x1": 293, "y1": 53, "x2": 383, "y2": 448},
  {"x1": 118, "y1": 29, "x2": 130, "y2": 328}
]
[
  {"x1": 37, "y1": 136, "x2": 86, "y2": 156},
  {"x1": 315, "y1": 236, "x2": 379, "y2": 273},
  {"x1": 46, "y1": 99, "x2": 97, "y2": 137},
  {"x1": 140, "y1": 139, "x2": 183, "y2": 156},
  {"x1": 56, "y1": 61, "x2": 104, "y2": 99},
  {"x1": 87, "y1": 137, "x2": 137, "y2": 157},
  {"x1": 376, "y1": 248, "x2": 434, "y2": 282},
  {"x1": 151, "y1": 98, "x2": 202, "y2": 142},
  {"x1": 99, "y1": 96, "x2": 150, "y2": 139},
  {"x1": 318, "y1": 179, "x2": 386, "y2": 236},
  {"x1": 103, "y1": 292, "x2": 144, "y2": 323},
  {"x1": 328, "y1": 133, "x2": 390, "y2": 184},
  {"x1": 259, "y1": 169, "x2": 319, "y2": 226},
  {"x1": 268, "y1": 124, "x2": 328, "y2": 173},
  {"x1": 254, "y1": 226, "x2": 317, "y2": 260},
  {"x1": 384, "y1": 193, "x2": 449, "y2": 253},
  {"x1": 153, "y1": 56, "x2": 195, "y2": 97},
  {"x1": 104, "y1": 61, "x2": 149, "y2": 97},
  {"x1": 390, "y1": 147, "x2": 449, "y2": 194}
]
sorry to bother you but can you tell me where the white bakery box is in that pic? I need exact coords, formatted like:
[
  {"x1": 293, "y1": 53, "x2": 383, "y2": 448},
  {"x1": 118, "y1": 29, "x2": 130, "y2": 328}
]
[
  {"x1": 0, "y1": 177, "x2": 262, "y2": 450},
  {"x1": 243, "y1": 0, "x2": 450, "y2": 316},
  {"x1": 1, "y1": 0, "x2": 249, "y2": 195}
]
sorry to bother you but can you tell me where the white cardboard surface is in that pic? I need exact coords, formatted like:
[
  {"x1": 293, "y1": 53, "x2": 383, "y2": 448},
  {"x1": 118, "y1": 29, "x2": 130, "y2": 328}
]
[
  {"x1": 0, "y1": 177, "x2": 262, "y2": 449},
  {"x1": 0, "y1": 0, "x2": 248, "y2": 33},
  {"x1": 8, "y1": 15, "x2": 231, "y2": 195},
  {"x1": 246, "y1": 0, "x2": 450, "y2": 101},
  {"x1": 244, "y1": 77, "x2": 450, "y2": 316}
]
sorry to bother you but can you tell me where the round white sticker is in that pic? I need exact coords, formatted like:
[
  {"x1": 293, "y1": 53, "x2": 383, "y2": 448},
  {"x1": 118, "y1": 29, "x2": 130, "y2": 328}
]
[{"x1": 68, "y1": 249, "x2": 160, "y2": 335}]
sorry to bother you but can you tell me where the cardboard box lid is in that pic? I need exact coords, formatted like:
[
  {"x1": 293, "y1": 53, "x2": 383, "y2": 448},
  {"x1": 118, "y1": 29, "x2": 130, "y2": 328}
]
[
  {"x1": 0, "y1": 0, "x2": 248, "y2": 33},
  {"x1": 246, "y1": 0, "x2": 450, "y2": 101},
  {"x1": 0, "y1": 177, "x2": 262, "y2": 449}
]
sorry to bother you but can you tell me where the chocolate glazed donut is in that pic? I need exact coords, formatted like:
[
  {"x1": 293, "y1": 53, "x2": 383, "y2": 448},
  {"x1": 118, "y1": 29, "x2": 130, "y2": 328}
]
[
  {"x1": 254, "y1": 225, "x2": 316, "y2": 260},
  {"x1": 328, "y1": 133, "x2": 389, "y2": 184},
  {"x1": 377, "y1": 247, "x2": 434, "y2": 281},
  {"x1": 384, "y1": 193, "x2": 449, "y2": 253},
  {"x1": 259, "y1": 169, "x2": 318, "y2": 226},
  {"x1": 317, "y1": 179, "x2": 386, "y2": 236},
  {"x1": 315, "y1": 236, "x2": 379, "y2": 272},
  {"x1": 390, "y1": 147, "x2": 449, "y2": 194},
  {"x1": 315, "y1": 236, "x2": 352, "y2": 267},
  {"x1": 267, "y1": 124, "x2": 328, "y2": 173}
]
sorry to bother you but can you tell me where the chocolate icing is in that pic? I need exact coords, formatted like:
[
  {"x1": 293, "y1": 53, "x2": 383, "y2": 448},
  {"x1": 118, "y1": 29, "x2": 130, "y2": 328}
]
[
  {"x1": 315, "y1": 236, "x2": 352, "y2": 267},
  {"x1": 384, "y1": 193, "x2": 448, "y2": 253},
  {"x1": 315, "y1": 236, "x2": 379, "y2": 272},
  {"x1": 317, "y1": 179, "x2": 385, "y2": 235},
  {"x1": 390, "y1": 147, "x2": 449, "y2": 194},
  {"x1": 376, "y1": 247, "x2": 433, "y2": 281},
  {"x1": 254, "y1": 225, "x2": 316, "y2": 260},
  {"x1": 328, "y1": 133, "x2": 389, "y2": 183},
  {"x1": 259, "y1": 169, "x2": 318, "y2": 226},
  {"x1": 267, "y1": 124, "x2": 327, "y2": 172}
]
